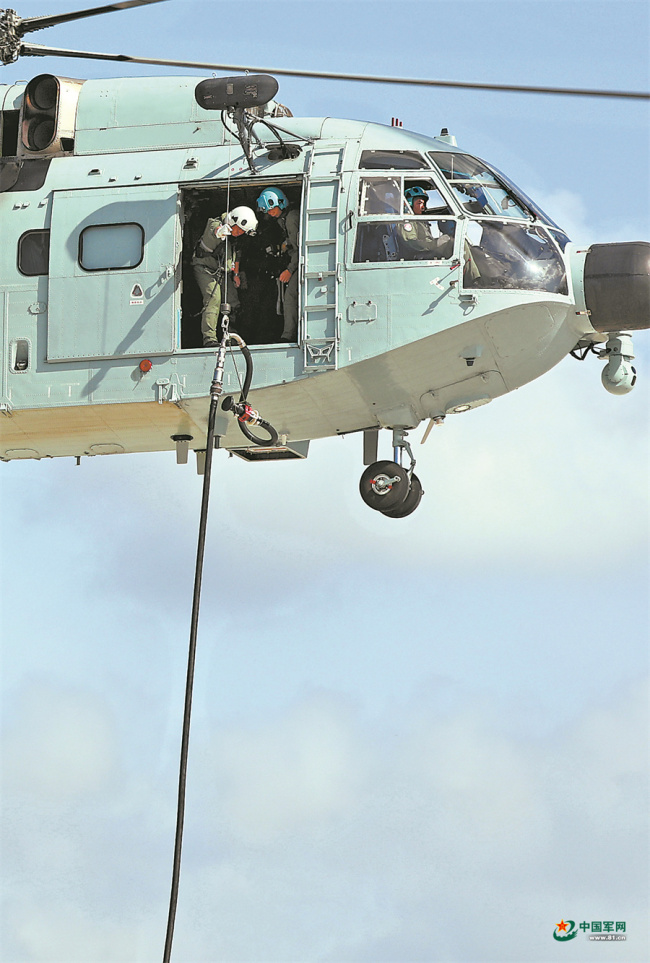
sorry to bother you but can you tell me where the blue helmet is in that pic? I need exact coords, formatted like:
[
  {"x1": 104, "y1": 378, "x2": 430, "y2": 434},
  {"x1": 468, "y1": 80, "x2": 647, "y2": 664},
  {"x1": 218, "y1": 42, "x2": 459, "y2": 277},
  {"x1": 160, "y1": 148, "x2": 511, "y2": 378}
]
[
  {"x1": 257, "y1": 187, "x2": 288, "y2": 213},
  {"x1": 405, "y1": 186, "x2": 428, "y2": 204}
]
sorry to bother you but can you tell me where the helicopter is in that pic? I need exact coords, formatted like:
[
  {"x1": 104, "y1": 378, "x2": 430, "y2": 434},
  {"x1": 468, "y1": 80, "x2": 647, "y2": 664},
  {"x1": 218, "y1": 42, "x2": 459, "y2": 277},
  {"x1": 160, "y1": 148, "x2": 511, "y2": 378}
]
[{"x1": 1, "y1": 0, "x2": 649, "y2": 517}]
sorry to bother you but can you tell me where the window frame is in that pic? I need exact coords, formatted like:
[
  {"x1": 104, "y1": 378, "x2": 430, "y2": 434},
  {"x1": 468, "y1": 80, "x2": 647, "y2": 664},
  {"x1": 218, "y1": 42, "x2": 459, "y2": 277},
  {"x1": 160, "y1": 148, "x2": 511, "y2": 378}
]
[
  {"x1": 353, "y1": 217, "x2": 458, "y2": 264},
  {"x1": 350, "y1": 171, "x2": 458, "y2": 267},
  {"x1": 427, "y1": 150, "x2": 551, "y2": 223},
  {"x1": 17, "y1": 229, "x2": 50, "y2": 277},
  {"x1": 462, "y1": 219, "x2": 569, "y2": 295},
  {"x1": 359, "y1": 149, "x2": 430, "y2": 170},
  {"x1": 357, "y1": 173, "x2": 454, "y2": 219},
  {"x1": 78, "y1": 221, "x2": 145, "y2": 273}
]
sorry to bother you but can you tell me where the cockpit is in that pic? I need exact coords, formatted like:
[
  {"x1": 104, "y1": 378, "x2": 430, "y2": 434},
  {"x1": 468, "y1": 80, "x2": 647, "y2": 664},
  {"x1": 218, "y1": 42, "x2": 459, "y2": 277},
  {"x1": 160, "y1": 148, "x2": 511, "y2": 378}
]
[{"x1": 352, "y1": 147, "x2": 569, "y2": 295}]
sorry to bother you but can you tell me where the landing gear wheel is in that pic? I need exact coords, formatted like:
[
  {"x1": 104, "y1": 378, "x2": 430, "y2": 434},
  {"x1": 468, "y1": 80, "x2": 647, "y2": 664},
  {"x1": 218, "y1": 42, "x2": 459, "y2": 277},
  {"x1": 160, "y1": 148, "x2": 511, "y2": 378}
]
[
  {"x1": 381, "y1": 474, "x2": 424, "y2": 518},
  {"x1": 359, "y1": 460, "x2": 410, "y2": 512}
]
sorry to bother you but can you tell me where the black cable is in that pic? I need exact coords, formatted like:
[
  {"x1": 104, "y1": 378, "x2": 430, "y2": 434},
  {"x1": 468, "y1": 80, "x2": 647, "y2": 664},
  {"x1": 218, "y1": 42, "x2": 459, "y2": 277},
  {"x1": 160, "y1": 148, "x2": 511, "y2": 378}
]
[
  {"x1": 162, "y1": 363, "x2": 221, "y2": 963},
  {"x1": 223, "y1": 336, "x2": 278, "y2": 446},
  {"x1": 238, "y1": 413, "x2": 279, "y2": 447},
  {"x1": 570, "y1": 342, "x2": 600, "y2": 361},
  {"x1": 233, "y1": 339, "x2": 253, "y2": 401},
  {"x1": 221, "y1": 395, "x2": 279, "y2": 447},
  {"x1": 162, "y1": 331, "x2": 276, "y2": 958}
]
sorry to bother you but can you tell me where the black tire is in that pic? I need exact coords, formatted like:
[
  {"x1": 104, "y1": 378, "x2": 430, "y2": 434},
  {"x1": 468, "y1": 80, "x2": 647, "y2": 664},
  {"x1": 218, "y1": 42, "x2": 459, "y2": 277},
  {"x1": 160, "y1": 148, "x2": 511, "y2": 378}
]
[
  {"x1": 359, "y1": 460, "x2": 410, "y2": 511},
  {"x1": 382, "y1": 474, "x2": 424, "y2": 518}
]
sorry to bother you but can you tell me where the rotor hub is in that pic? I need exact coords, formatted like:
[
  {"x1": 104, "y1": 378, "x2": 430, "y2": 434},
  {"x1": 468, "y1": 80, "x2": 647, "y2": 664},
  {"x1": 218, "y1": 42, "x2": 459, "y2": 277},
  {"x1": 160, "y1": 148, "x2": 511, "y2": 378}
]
[{"x1": 0, "y1": 8, "x2": 23, "y2": 65}]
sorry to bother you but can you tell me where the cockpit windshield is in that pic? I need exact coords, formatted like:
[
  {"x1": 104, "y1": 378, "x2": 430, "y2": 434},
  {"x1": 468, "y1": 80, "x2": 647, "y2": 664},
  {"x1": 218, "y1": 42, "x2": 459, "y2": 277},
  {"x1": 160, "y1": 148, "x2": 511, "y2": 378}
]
[
  {"x1": 486, "y1": 161, "x2": 564, "y2": 230},
  {"x1": 429, "y1": 151, "x2": 530, "y2": 220}
]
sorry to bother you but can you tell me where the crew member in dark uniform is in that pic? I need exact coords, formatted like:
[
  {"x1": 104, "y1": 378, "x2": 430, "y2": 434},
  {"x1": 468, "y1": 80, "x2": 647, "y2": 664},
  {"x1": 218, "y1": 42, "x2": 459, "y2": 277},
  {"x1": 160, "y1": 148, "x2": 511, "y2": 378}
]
[{"x1": 256, "y1": 188, "x2": 299, "y2": 342}]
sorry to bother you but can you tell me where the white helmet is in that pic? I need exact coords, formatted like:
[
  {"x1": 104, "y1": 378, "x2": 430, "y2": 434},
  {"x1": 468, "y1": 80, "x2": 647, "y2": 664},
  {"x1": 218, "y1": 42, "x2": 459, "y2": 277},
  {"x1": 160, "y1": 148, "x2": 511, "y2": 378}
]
[{"x1": 227, "y1": 206, "x2": 258, "y2": 234}]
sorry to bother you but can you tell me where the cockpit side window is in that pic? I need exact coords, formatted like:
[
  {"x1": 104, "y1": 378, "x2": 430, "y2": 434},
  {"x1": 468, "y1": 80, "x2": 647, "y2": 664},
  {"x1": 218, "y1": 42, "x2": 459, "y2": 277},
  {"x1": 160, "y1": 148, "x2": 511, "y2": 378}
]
[
  {"x1": 359, "y1": 176, "x2": 403, "y2": 215},
  {"x1": 358, "y1": 176, "x2": 452, "y2": 217},
  {"x1": 355, "y1": 174, "x2": 456, "y2": 263},
  {"x1": 429, "y1": 151, "x2": 529, "y2": 220},
  {"x1": 404, "y1": 179, "x2": 452, "y2": 216},
  {"x1": 549, "y1": 229, "x2": 571, "y2": 251},
  {"x1": 354, "y1": 219, "x2": 456, "y2": 263}
]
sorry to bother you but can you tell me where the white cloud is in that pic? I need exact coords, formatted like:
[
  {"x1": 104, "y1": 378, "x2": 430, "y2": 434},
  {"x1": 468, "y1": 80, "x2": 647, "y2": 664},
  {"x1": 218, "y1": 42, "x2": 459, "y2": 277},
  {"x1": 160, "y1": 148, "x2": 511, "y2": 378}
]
[
  {"x1": 6, "y1": 902, "x2": 157, "y2": 963},
  {"x1": 172, "y1": 680, "x2": 650, "y2": 961},
  {"x1": 536, "y1": 188, "x2": 592, "y2": 243},
  {"x1": 205, "y1": 692, "x2": 367, "y2": 843},
  {"x1": 2, "y1": 667, "x2": 647, "y2": 961},
  {"x1": 3, "y1": 680, "x2": 120, "y2": 798}
]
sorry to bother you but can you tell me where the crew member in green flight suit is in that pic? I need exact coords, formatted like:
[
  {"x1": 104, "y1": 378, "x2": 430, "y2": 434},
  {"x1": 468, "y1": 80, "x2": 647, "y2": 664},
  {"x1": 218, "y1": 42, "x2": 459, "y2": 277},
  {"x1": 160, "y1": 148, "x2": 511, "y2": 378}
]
[
  {"x1": 193, "y1": 206, "x2": 258, "y2": 347},
  {"x1": 399, "y1": 186, "x2": 455, "y2": 260}
]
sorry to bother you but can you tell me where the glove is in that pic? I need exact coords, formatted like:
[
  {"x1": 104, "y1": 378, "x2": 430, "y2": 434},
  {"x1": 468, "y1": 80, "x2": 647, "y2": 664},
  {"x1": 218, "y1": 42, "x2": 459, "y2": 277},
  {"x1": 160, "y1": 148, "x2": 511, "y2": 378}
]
[{"x1": 214, "y1": 223, "x2": 232, "y2": 240}]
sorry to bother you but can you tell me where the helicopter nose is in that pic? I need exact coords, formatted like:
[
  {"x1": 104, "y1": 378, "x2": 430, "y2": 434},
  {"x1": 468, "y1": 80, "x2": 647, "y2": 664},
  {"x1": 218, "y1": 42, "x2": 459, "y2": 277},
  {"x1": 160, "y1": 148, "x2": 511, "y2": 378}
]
[{"x1": 583, "y1": 241, "x2": 650, "y2": 332}]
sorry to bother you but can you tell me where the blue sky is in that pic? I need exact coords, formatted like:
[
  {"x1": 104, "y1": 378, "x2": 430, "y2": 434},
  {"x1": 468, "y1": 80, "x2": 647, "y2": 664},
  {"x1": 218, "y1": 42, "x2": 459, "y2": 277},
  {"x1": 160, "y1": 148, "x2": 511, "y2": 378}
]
[{"x1": 1, "y1": 1, "x2": 649, "y2": 961}]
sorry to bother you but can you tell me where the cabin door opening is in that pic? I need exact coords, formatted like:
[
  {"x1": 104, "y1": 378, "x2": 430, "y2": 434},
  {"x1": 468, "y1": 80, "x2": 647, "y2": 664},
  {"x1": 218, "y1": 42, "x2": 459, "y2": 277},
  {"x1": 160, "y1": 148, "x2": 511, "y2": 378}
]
[{"x1": 180, "y1": 180, "x2": 303, "y2": 349}]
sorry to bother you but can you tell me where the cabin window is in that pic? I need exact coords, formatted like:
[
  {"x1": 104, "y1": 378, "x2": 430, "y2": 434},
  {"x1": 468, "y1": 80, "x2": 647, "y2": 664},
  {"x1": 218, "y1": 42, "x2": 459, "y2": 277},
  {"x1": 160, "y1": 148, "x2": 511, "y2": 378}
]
[
  {"x1": 10, "y1": 339, "x2": 30, "y2": 372},
  {"x1": 79, "y1": 223, "x2": 144, "y2": 271},
  {"x1": 463, "y1": 221, "x2": 568, "y2": 294},
  {"x1": 354, "y1": 220, "x2": 456, "y2": 263},
  {"x1": 429, "y1": 152, "x2": 529, "y2": 219},
  {"x1": 18, "y1": 229, "x2": 50, "y2": 276},
  {"x1": 359, "y1": 150, "x2": 429, "y2": 169}
]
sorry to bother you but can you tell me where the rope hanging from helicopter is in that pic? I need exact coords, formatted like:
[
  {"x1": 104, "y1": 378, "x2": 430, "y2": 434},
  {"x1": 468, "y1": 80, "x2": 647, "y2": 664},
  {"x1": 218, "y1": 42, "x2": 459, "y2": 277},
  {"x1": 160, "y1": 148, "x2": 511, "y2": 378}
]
[{"x1": 163, "y1": 131, "x2": 278, "y2": 963}]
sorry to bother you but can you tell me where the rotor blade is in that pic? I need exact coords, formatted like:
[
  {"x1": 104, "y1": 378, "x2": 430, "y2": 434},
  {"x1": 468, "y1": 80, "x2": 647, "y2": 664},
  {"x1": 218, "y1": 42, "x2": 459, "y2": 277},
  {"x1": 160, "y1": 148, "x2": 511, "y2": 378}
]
[
  {"x1": 17, "y1": 43, "x2": 650, "y2": 101},
  {"x1": 18, "y1": 0, "x2": 167, "y2": 35}
]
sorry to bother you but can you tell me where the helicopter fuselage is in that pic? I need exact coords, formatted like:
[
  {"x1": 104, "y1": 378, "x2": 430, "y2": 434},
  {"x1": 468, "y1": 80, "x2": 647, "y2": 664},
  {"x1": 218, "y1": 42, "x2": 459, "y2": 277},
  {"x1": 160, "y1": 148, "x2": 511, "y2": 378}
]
[{"x1": 1, "y1": 74, "x2": 648, "y2": 465}]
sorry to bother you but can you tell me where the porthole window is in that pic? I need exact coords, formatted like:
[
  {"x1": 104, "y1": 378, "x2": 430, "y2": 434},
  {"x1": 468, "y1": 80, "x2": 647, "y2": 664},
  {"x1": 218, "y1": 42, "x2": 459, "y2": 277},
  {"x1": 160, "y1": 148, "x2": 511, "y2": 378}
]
[
  {"x1": 18, "y1": 229, "x2": 50, "y2": 276},
  {"x1": 79, "y1": 223, "x2": 144, "y2": 271}
]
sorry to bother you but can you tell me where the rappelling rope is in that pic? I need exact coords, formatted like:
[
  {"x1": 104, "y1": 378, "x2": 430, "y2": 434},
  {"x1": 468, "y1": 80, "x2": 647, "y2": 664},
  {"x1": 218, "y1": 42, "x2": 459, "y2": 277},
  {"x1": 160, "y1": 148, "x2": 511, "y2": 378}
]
[{"x1": 162, "y1": 126, "x2": 237, "y2": 963}]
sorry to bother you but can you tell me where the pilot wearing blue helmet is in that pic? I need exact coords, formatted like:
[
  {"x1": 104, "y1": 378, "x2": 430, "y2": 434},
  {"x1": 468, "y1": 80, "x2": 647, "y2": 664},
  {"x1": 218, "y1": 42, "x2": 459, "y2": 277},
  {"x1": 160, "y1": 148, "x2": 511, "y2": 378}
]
[{"x1": 399, "y1": 186, "x2": 454, "y2": 260}]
